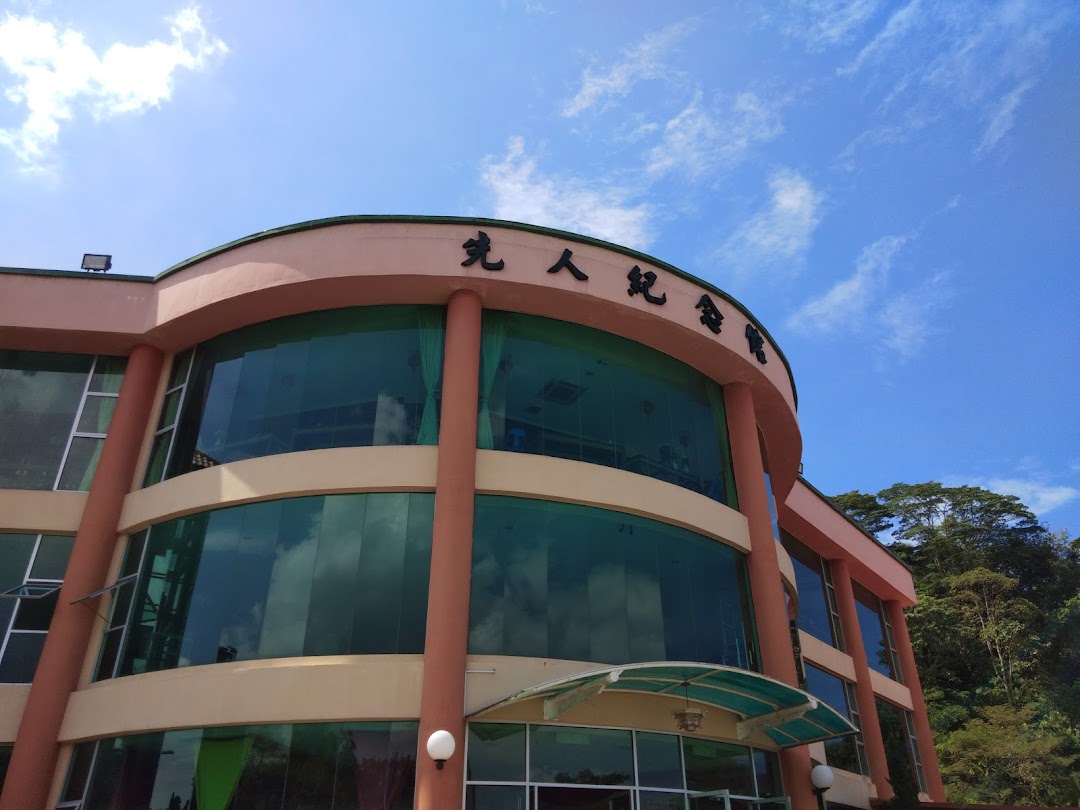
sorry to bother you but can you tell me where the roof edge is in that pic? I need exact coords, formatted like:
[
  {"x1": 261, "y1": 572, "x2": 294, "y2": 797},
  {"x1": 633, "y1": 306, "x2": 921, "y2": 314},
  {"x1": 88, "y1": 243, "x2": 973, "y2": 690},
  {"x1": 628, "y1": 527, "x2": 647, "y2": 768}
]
[{"x1": 153, "y1": 215, "x2": 798, "y2": 408}]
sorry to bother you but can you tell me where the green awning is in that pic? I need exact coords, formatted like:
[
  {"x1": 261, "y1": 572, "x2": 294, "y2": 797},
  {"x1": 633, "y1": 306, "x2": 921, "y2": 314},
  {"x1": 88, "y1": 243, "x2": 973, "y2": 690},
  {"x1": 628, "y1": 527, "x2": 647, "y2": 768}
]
[{"x1": 470, "y1": 662, "x2": 857, "y2": 747}]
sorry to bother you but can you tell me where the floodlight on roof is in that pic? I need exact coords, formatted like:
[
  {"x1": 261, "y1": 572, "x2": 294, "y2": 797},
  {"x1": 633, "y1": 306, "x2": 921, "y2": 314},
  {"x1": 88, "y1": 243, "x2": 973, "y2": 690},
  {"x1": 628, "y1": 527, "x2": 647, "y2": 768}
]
[{"x1": 81, "y1": 253, "x2": 112, "y2": 272}]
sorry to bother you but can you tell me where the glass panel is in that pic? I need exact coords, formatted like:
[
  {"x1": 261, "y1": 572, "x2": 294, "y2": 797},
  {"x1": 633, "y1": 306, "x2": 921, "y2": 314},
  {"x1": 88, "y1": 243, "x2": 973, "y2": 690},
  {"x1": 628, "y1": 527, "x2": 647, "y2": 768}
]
[
  {"x1": 167, "y1": 349, "x2": 193, "y2": 390},
  {"x1": 467, "y1": 785, "x2": 527, "y2": 810},
  {"x1": 854, "y1": 583, "x2": 894, "y2": 678},
  {"x1": 157, "y1": 388, "x2": 183, "y2": 431},
  {"x1": 470, "y1": 497, "x2": 755, "y2": 668},
  {"x1": 167, "y1": 306, "x2": 444, "y2": 477},
  {"x1": 0, "y1": 351, "x2": 93, "y2": 489},
  {"x1": 118, "y1": 494, "x2": 434, "y2": 676},
  {"x1": 0, "y1": 745, "x2": 10, "y2": 794},
  {"x1": 0, "y1": 632, "x2": 47, "y2": 682},
  {"x1": 56, "y1": 436, "x2": 104, "y2": 491},
  {"x1": 80, "y1": 722, "x2": 417, "y2": 810},
  {"x1": 803, "y1": 664, "x2": 859, "y2": 773},
  {"x1": 876, "y1": 698, "x2": 920, "y2": 797},
  {"x1": 467, "y1": 723, "x2": 526, "y2": 782},
  {"x1": 753, "y1": 750, "x2": 783, "y2": 798},
  {"x1": 143, "y1": 429, "x2": 172, "y2": 486},
  {"x1": 480, "y1": 311, "x2": 734, "y2": 504},
  {"x1": 641, "y1": 792, "x2": 688, "y2": 810},
  {"x1": 29, "y1": 534, "x2": 75, "y2": 580},
  {"x1": 529, "y1": 726, "x2": 633, "y2": 785},
  {"x1": 682, "y1": 738, "x2": 754, "y2": 795},
  {"x1": 0, "y1": 534, "x2": 37, "y2": 590},
  {"x1": 12, "y1": 587, "x2": 59, "y2": 630},
  {"x1": 62, "y1": 741, "x2": 97, "y2": 801},
  {"x1": 88, "y1": 356, "x2": 127, "y2": 394},
  {"x1": 536, "y1": 786, "x2": 633, "y2": 809},
  {"x1": 76, "y1": 395, "x2": 116, "y2": 434},
  {"x1": 636, "y1": 732, "x2": 684, "y2": 789},
  {"x1": 780, "y1": 532, "x2": 836, "y2": 647}
]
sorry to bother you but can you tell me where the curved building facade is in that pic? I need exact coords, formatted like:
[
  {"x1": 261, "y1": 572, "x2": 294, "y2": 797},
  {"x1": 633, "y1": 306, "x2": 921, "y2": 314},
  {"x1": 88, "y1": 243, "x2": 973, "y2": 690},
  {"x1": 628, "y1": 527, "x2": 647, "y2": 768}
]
[{"x1": 0, "y1": 218, "x2": 943, "y2": 809}]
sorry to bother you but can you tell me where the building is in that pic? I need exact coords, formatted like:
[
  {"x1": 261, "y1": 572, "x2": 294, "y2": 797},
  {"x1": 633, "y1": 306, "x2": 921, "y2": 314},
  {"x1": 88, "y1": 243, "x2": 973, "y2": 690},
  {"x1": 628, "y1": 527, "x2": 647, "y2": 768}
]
[{"x1": 0, "y1": 217, "x2": 944, "y2": 809}]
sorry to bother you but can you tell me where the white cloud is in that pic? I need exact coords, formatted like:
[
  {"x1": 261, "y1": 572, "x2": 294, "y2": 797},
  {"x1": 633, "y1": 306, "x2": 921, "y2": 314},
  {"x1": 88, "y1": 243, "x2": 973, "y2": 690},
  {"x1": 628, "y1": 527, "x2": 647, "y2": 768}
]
[
  {"x1": 480, "y1": 136, "x2": 654, "y2": 250},
  {"x1": 784, "y1": 0, "x2": 885, "y2": 50},
  {"x1": 562, "y1": 18, "x2": 697, "y2": 117},
  {"x1": 0, "y1": 6, "x2": 227, "y2": 166},
  {"x1": 720, "y1": 169, "x2": 823, "y2": 280},
  {"x1": 876, "y1": 269, "x2": 951, "y2": 358},
  {"x1": 980, "y1": 477, "x2": 1079, "y2": 516},
  {"x1": 787, "y1": 234, "x2": 906, "y2": 333},
  {"x1": 832, "y1": 1, "x2": 1065, "y2": 159},
  {"x1": 646, "y1": 90, "x2": 783, "y2": 179}
]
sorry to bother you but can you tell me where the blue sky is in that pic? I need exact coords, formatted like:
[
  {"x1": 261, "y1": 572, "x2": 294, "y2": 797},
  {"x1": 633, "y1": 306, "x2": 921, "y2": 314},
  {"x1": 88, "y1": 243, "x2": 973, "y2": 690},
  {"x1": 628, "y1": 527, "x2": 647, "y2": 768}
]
[{"x1": 1, "y1": 1, "x2": 1077, "y2": 535}]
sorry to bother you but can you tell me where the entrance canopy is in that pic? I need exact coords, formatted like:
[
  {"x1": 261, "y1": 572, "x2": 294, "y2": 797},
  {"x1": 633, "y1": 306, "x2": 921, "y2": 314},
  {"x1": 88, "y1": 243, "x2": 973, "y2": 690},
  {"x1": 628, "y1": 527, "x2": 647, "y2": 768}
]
[{"x1": 470, "y1": 662, "x2": 857, "y2": 747}]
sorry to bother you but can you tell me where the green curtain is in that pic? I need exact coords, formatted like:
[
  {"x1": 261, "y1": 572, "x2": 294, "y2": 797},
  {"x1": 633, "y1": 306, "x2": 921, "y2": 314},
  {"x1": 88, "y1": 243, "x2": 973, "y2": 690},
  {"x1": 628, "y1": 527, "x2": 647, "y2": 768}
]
[
  {"x1": 476, "y1": 312, "x2": 506, "y2": 450},
  {"x1": 195, "y1": 735, "x2": 253, "y2": 810},
  {"x1": 706, "y1": 382, "x2": 738, "y2": 509},
  {"x1": 416, "y1": 310, "x2": 445, "y2": 445},
  {"x1": 76, "y1": 439, "x2": 104, "y2": 491}
]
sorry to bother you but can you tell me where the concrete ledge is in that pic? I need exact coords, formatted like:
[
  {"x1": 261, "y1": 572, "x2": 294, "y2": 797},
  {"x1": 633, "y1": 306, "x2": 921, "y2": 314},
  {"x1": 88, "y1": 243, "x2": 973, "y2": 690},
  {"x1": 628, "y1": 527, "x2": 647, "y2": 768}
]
[
  {"x1": 60, "y1": 655, "x2": 423, "y2": 742},
  {"x1": 869, "y1": 668, "x2": 913, "y2": 710},
  {"x1": 118, "y1": 445, "x2": 439, "y2": 531},
  {"x1": 0, "y1": 685, "x2": 30, "y2": 742},
  {"x1": 475, "y1": 451, "x2": 751, "y2": 552},
  {"x1": 0, "y1": 490, "x2": 87, "y2": 533}
]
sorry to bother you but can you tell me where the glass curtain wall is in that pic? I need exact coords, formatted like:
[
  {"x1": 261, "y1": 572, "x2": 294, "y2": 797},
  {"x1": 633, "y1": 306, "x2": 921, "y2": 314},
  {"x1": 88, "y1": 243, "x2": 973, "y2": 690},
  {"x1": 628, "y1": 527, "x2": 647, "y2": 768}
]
[
  {"x1": 465, "y1": 722, "x2": 783, "y2": 810},
  {"x1": 469, "y1": 497, "x2": 757, "y2": 669},
  {"x1": 0, "y1": 533, "x2": 75, "y2": 683},
  {"x1": 0, "y1": 351, "x2": 125, "y2": 490},
  {"x1": 875, "y1": 699, "x2": 926, "y2": 795},
  {"x1": 802, "y1": 664, "x2": 866, "y2": 776},
  {"x1": 165, "y1": 306, "x2": 445, "y2": 477},
  {"x1": 99, "y1": 493, "x2": 433, "y2": 679},
  {"x1": 779, "y1": 532, "x2": 844, "y2": 651},
  {"x1": 477, "y1": 312, "x2": 736, "y2": 505},
  {"x1": 852, "y1": 583, "x2": 902, "y2": 681},
  {"x1": 62, "y1": 722, "x2": 417, "y2": 810}
]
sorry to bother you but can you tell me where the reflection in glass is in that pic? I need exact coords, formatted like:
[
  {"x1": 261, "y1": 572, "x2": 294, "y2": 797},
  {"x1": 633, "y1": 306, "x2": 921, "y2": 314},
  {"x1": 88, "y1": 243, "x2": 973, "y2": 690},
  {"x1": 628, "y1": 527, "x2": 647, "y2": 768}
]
[
  {"x1": 470, "y1": 497, "x2": 756, "y2": 669},
  {"x1": 536, "y1": 786, "x2": 633, "y2": 809},
  {"x1": 167, "y1": 306, "x2": 445, "y2": 477},
  {"x1": 682, "y1": 738, "x2": 754, "y2": 796},
  {"x1": 114, "y1": 493, "x2": 434, "y2": 677},
  {"x1": 478, "y1": 312, "x2": 736, "y2": 504},
  {"x1": 853, "y1": 583, "x2": 897, "y2": 679},
  {"x1": 803, "y1": 664, "x2": 861, "y2": 774},
  {"x1": 71, "y1": 721, "x2": 417, "y2": 809},
  {"x1": 467, "y1": 723, "x2": 526, "y2": 782},
  {"x1": 0, "y1": 351, "x2": 92, "y2": 489},
  {"x1": 529, "y1": 726, "x2": 633, "y2": 785}
]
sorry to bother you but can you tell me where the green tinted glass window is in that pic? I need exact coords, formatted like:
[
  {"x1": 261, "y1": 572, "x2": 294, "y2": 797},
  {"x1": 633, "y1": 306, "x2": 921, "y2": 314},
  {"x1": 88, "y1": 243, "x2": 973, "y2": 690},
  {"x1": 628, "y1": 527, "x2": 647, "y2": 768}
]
[
  {"x1": 478, "y1": 312, "x2": 736, "y2": 505},
  {"x1": 529, "y1": 725, "x2": 633, "y2": 785},
  {"x1": 117, "y1": 493, "x2": 434, "y2": 676},
  {"x1": 0, "y1": 351, "x2": 93, "y2": 489},
  {"x1": 167, "y1": 306, "x2": 445, "y2": 476},
  {"x1": 467, "y1": 723, "x2": 526, "y2": 782},
  {"x1": 804, "y1": 663, "x2": 861, "y2": 774},
  {"x1": 73, "y1": 722, "x2": 417, "y2": 809},
  {"x1": 470, "y1": 496, "x2": 757, "y2": 669}
]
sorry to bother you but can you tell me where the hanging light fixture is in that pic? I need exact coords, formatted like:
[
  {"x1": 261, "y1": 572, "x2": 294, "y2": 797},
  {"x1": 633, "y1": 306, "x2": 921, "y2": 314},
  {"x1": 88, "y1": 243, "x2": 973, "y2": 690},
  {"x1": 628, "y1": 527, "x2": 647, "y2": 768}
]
[{"x1": 673, "y1": 681, "x2": 705, "y2": 732}]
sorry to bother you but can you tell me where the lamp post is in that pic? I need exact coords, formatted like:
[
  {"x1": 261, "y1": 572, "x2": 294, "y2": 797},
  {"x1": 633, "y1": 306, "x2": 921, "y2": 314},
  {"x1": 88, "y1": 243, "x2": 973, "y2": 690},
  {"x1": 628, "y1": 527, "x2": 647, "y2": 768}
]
[
  {"x1": 810, "y1": 764, "x2": 834, "y2": 810},
  {"x1": 426, "y1": 730, "x2": 456, "y2": 771}
]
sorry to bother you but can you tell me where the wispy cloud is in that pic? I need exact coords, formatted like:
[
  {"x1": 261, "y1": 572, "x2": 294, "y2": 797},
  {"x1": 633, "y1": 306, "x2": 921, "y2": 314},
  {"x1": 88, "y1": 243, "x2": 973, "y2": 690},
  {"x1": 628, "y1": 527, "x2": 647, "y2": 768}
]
[
  {"x1": 877, "y1": 269, "x2": 951, "y2": 358},
  {"x1": 787, "y1": 234, "x2": 906, "y2": 333},
  {"x1": 783, "y1": 0, "x2": 886, "y2": 51},
  {"x1": 831, "y1": 1, "x2": 1069, "y2": 159},
  {"x1": 720, "y1": 169, "x2": 823, "y2": 281},
  {"x1": 645, "y1": 90, "x2": 783, "y2": 179},
  {"x1": 562, "y1": 19, "x2": 698, "y2": 117},
  {"x1": 480, "y1": 136, "x2": 654, "y2": 250},
  {"x1": 0, "y1": 6, "x2": 227, "y2": 168}
]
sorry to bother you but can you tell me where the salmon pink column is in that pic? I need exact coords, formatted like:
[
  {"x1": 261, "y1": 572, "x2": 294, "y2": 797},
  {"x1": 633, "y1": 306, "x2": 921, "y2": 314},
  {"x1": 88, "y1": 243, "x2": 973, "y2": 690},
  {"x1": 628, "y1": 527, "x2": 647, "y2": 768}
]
[
  {"x1": 724, "y1": 383, "x2": 816, "y2": 810},
  {"x1": 415, "y1": 290, "x2": 482, "y2": 810},
  {"x1": 831, "y1": 559, "x2": 892, "y2": 801},
  {"x1": 887, "y1": 600, "x2": 946, "y2": 800},
  {"x1": 0, "y1": 344, "x2": 163, "y2": 810}
]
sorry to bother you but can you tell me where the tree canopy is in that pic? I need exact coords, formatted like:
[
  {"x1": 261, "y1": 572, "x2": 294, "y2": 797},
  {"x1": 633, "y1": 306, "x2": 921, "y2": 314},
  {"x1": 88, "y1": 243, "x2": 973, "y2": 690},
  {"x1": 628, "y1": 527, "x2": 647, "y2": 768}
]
[{"x1": 832, "y1": 482, "x2": 1080, "y2": 806}]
